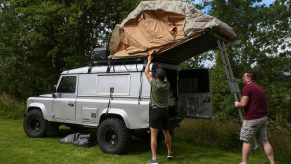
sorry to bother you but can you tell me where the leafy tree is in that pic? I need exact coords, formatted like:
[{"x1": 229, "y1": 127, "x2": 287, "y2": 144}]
[
  {"x1": 0, "y1": 0, "x2": 289, "y2": 120},
  {"x1": 0, "y1": 0, "x2": 140, "y2": 99},
  {"x1": 209, "y1": 0, "x2": 290, "y2": 119}
]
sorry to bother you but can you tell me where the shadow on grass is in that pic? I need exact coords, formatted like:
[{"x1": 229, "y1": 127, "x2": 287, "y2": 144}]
[
  {"x1": 127, "y1": 137, "x2": 150, "y2": 154},
  {"x1": 52, "y1": 127, "x2": 225, "y2": 158},
  {"x1": 51, "y1": 126, "x2": 150, "y2": 154}
]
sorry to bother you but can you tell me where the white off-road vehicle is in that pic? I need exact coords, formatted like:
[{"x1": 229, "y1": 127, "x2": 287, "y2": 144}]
[
  {"x1": 23, "y1": 0, "x2": 241, "y2": 154},
  {"x1": 23, "y1": 46, "x2": 213, "y2": 154},
  {"x1": 24, "y1": 23, "x2": 242, "y2": 155}
]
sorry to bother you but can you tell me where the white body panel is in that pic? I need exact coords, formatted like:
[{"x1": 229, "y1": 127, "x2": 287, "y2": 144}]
[{"x1": 26, "y1": 63, "x2": 212, "y2": 129}]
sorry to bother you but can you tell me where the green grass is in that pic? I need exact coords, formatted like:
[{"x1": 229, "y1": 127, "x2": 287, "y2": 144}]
[
  {"x1": 1, "y1": 119, "x2": 289, "y2": 164},
  {"x1": 0, "y1": 94, "x2": 290, "y2": 163}
]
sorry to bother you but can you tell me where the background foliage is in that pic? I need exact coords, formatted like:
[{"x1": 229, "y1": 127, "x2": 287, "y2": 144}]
[
  {"x1": 209, "y1": 0, "x2": 291, "y2": 120},
  {"x1": 0, "y1": 0, "x2": 290, "y2": 120},
  {"x1": 0, "y1": 0, "x2": 140, "y2": 99}
]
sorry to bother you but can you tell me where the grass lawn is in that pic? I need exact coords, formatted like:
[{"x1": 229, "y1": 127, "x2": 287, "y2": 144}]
[{"x1": 0, "y1": 119, "x2": 287, "y2": 164}]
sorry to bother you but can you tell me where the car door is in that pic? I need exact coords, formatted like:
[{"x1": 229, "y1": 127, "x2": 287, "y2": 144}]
[
  {"x1": 52, "y1": 75, "x2": 77, "y2": 120},
  {"x1": 177, "y1": 69, "x2": 212, "y2": 119}
]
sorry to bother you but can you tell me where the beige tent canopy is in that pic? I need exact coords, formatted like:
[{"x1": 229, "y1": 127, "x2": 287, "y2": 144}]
[{"x1": 108, "y1": 0, "x2": 236, "y2": 63}]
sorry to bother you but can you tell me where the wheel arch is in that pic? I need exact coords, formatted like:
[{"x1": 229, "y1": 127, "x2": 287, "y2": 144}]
[
  {"x1": 99, "y1": 108, "x2": 130, "y2": 129},
  {"x1": 27, "y1": 103, "x2": 48, "y2": 120}
]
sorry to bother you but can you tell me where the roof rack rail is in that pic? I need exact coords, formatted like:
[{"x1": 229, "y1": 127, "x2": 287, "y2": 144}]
[
  {"x1": 88, "y1": 57, "x2": 147, "y2": 73},
  {"x1": 88, "y1": 47, "x2": 147, "y2": 73},
  {"x1": 90, "y1": 57, "x2": 146, "y2": 66}
]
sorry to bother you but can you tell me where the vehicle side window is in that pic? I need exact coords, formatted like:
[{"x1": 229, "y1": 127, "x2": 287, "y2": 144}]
[{"x1": 57, "y1": 76, "x2": 76, "y2": 93}]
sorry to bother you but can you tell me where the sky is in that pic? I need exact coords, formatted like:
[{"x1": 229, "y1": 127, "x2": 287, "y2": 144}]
[
  {"x1": 193, "y1": 0, "x2": 275, "y2": 6},
  {"x1": 192, "y1": 0, "x2": 276, "y2": 13},
  {"x1": 259, "y1": 0, "x2": 276, "y2": 6}
]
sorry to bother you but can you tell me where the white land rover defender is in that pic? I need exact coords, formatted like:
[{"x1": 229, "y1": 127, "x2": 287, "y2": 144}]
[
  {"x1": 23, "y1": 39, "x2": 214, "y2": 155},
  {"x1": 23, "y1": 26, "x2": 238, "y2": 154},
  {"x1": 23, "y1": 0, "x2": 240, "y2": 155},
  {"x1": 23, "y1": 55, "x2": 212, "y2": 154}
]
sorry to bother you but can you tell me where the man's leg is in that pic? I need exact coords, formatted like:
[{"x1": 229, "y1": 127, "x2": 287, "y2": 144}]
[
  {"x1": 162, "y1": 130, "x2": 172, "y2": 154},
  {"x1": 261, "y1": 140, "x2": 275, "y2": 164},
  {"x1": 242, "y1": 142, "x2": 251, "y2": 164},
  {"x1": 240, "y1": 119, "x2": 256, "y2": 164},
  {"x1": 150, "y1": 128, "x2": 159, "y2": 160},
  {"x1": 257, "y1": 117, "x2": 275, "y2": 164}
]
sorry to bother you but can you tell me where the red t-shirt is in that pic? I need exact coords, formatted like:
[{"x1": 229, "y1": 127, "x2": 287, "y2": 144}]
[{"x1": 242, "y1": 82, "x2": 267, "y2": 120}]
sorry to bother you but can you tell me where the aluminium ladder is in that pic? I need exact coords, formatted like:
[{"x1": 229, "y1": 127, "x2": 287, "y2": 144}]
[{"x1": 217, "y1": 39, "x2": 244, "y2": 122}]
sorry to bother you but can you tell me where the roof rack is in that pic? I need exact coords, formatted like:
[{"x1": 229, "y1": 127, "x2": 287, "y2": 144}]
[
  {"x1": 90, "y1": 57, "x2": 146, "y2": 66},
  {"x1": 90, "y1": 47, "x2": 147, "y2": 66},
  {"x1": 88, "y1": 57, "x2": 147, "y2": 73},
  {"x1": 88, "y1": 47, "x2": 147, "y2": 73}
]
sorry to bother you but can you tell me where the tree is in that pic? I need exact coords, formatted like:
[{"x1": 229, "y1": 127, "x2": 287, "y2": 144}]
[
  {"x1": 209, "y1": 0, "x2": 290, "y2": 119},
  {"x1": 0, "y1": 0, "x2": 140, "y2": 99}
]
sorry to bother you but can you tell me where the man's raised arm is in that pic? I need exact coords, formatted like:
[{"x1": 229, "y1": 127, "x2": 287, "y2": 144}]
[{"x1": 144, "y1": 55, "x2": 153, "y2": 83}]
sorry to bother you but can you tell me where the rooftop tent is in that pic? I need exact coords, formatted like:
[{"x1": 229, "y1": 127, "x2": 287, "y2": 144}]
[{"x1": 108, "y1": 0, "x2": 236, "y2": 64}]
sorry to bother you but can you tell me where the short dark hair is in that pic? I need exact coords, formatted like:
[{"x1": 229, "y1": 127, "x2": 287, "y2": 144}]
[
  {"x1": 151, "y1": 63, "x2": 159, "y2": 79},
  {"x1": 246, "y1": 71, "x2": 256, "y2": 81},
  {"x1": 156, "y1": 68, "x2": 166, "y2": 81}
]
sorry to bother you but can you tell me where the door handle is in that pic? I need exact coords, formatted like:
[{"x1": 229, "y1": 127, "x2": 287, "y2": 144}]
[{"x1": 68, "y1": 103, "x2": 74, "y2": 107}]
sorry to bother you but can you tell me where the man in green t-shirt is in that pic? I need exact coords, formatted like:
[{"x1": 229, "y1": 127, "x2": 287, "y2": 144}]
[{"x1": 144, "y1": 55, "x2": 173, "y2": 164}]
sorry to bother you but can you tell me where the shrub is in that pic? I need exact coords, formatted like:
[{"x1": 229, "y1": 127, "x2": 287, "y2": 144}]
[
  {"x1": 0, "y1": 93, "x2": 25, "y2": 119},
  {"x1": 175, "y1": 118, "x2": 241, "y2": 149},
  {"x1": 268, "y1": 116, "x2": 291, "y2": 159},
  {"x1": 176, "y1": 117, "x2": 291, "y2": 156}
]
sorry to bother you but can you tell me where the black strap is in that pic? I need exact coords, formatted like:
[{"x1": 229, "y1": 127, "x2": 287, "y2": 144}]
[
  {"x1": 138, "y1": 71, "x2": 143, "y2": 104},
  {"x1": 106, "y1": 96, "x2": 111, "y2": 115}
]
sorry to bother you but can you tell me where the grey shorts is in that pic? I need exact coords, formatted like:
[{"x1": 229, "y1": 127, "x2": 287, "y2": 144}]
[{"x1": 240, "y1": 116, "x2": 268, "y2": 142}]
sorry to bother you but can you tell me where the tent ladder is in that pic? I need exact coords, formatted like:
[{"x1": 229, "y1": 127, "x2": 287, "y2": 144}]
[{"x1": 217, "y1": 39, "x2": 243, "y2": 122}]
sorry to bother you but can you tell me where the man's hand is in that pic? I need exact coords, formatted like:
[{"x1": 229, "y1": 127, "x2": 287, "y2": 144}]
[
  {"x1": 144, "y1": 55, "x2": 153, "y2": 83},
  {"x1": 234, "y1": 101, "x2": 240, "y2": 108},
  {"x1": 234, "y1": 96, "x2": 249, "y2": 108}
]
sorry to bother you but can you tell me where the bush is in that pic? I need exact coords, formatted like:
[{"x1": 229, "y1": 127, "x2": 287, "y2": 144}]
[
  {"x1": 268, "y1": 117, "x2": 291, "y2": 159},
  {"x1": 0, "y1": 93, "x2": 25, "y2": 119},
  {"x1": 176, "y1": 117, "x2": 291, "y2": 156},
  {"x1": 176, "y1": 118, "x2": 241, "y2": 149}
]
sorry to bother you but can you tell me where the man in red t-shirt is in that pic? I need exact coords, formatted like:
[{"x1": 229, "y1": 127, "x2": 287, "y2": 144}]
[{"x1": 235, "y1": 71, "x2": 275, "y2": 164}]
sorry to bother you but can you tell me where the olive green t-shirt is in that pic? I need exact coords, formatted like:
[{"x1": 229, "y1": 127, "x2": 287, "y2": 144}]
[{"x1": 150, "y1": 78, "x2": 170, "y2": 108}]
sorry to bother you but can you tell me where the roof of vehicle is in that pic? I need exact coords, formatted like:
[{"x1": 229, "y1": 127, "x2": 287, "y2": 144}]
[
  {"x1": 61, "y1": 63, "x2": 179, "y2": 75},
  {"x1": 61, "y1": 64, "x2": 142, "y2": 74}
]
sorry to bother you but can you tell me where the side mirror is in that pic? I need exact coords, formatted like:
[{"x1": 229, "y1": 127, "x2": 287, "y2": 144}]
[
  {"x1": 52, "y1": 85, "x2": 57, "y2": 98},
  {"x1": 53, "y1": 85, "x2": 57, "y2": 92},
  {"x1": 110, "y1": 87, "x2": 114, "y2": 100}
]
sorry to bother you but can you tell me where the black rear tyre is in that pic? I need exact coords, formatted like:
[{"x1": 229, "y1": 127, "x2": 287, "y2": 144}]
[
  {"x1": 23, "y1": 109, "x2": 48, "y2": 137},
  {"x1": 97, "y1": 118, "x2": 130, "y2": 154}
]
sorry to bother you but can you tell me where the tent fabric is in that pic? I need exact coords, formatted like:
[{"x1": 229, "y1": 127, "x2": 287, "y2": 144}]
[{"x1": 109, "y1": 0, "x2": 236, "y2": 59}]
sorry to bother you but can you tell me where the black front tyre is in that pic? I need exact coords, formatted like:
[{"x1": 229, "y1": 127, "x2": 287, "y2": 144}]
[
  {"x1": 23, "y1": 109, "x2": 48, "y2": 137},
  {"x1": 97, "y1": 118, "x2": 130, "y2": 154}
]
